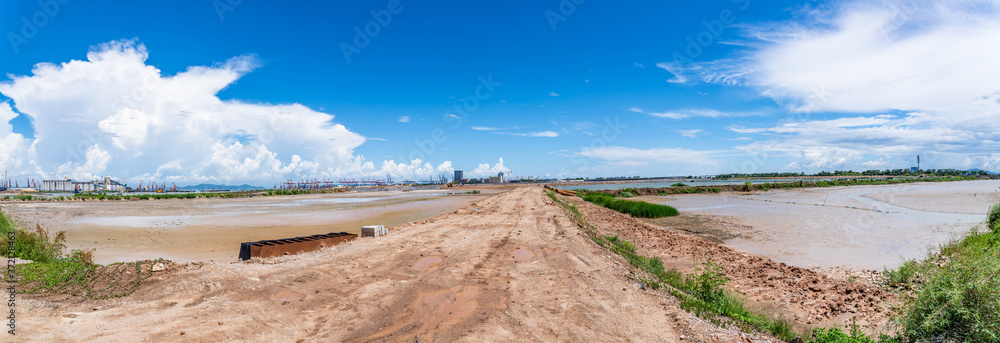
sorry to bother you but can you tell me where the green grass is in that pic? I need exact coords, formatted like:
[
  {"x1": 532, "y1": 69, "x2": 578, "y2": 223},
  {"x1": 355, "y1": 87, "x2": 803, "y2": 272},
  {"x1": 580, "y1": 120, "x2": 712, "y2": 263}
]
[
  {"x1": 581, "y1": 192, "x2": 678, "y2": 218},
  {"x1": 884, "y1": 259, "x2": 922, "y2": 290},
  {"x1": 545, "y1": 190, "x2": 797, "y2": 341},
  {"x1": 637, "y1": 176, "x2": 979, "y2": 198},
  {"x1": 618, "y1": 187, "x2": 639, "y2": 197},
  {"x1": 894, "y1": 227, "x2": 1000, "y2": 342},
  {"x1": 989, "y1": 202, "x2": 1000, "y2": 233},
  {"x1": 3, "y1": 207, "x2": 157, "y2": 300},
  {"x1": 465, "y1": 190, "x2": 481, "y2": 194},
  {"x1": 262, "y1": 188, "x2": 314, "y2": 196},
  {"x1": 805, "y1": 322, "x2": 897, "y2": 343},
  {"x1": 15, "y1": 255, "x2": 159, "y2": 300},
  {"x1": 551, "y1": 190, "x2": 1000, "y2": 342},
  {"x1": 75, "y1": 191, "x2": 247, "y2": 201},
  {"x1": 0, "y1": 209, "x2": 65, "y2": 263}
]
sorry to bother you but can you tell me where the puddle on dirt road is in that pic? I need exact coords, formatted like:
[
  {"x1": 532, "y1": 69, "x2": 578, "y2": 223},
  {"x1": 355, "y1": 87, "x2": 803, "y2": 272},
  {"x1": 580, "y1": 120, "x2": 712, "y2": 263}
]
[
  {"x1": 502, "y1": 245, "x2": 537, "y2": 262},
  {"x1": 364, "y1": 286, "x2": 480, "y2": 341},
  {"x1": 411, "y1": 256, "x2": 445, "y2": 272}
]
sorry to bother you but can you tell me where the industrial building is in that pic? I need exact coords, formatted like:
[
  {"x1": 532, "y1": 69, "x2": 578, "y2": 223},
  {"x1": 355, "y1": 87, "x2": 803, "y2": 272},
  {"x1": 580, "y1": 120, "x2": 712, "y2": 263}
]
[
  {"x1": 487, "y1": 172, "x2": 506, "y2": 184},
  {"x1": 42, "y1": 179, "x2": 75, "y2": 192},
  {"x1": 40, "y1": 177, "x2": 128, "y2": 193}
]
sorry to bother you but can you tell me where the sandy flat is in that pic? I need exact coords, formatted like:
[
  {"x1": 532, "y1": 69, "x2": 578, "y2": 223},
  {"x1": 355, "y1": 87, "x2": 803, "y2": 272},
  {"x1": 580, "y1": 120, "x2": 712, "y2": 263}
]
[{"x1": 0, "y1": 189, "x2": 498, "y2": 264}]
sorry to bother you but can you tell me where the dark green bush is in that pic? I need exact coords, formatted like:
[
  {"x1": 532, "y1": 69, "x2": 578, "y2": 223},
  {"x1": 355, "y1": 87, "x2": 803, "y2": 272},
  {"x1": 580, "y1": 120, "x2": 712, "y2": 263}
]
[{"x1": 582, "y1": 192, "x2": 678, "y2": 218}]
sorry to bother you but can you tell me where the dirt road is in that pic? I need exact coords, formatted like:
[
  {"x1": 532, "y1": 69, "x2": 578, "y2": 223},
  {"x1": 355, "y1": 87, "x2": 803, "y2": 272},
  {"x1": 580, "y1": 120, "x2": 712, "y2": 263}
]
[{"x1": 14, "y1": 187, "x2": 777, "y2": 342}]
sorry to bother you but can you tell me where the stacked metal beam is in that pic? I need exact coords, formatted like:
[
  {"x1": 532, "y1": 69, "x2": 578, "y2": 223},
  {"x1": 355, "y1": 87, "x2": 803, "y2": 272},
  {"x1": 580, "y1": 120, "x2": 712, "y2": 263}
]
[{"x1": 238, "y1": 232, "x2": 357, "y2": 260}]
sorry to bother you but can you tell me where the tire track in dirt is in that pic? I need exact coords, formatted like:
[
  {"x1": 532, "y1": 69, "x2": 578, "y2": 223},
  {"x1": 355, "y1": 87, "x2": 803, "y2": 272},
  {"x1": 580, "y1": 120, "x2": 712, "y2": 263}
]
[{"x1": 18, "y1": 187, "x2": 782, "y2": 342}]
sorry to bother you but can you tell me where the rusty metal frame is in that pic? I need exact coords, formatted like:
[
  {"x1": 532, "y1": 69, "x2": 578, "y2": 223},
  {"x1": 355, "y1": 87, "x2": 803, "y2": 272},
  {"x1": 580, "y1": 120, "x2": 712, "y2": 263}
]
[{"x1": 239, "y1": 232, "x2": 357, "y2": 260}]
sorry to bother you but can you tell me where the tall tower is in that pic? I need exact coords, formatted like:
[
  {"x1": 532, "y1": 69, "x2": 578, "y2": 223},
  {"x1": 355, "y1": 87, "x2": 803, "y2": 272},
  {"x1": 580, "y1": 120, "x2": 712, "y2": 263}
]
[{"x1": 917, "y1": 155, "x2": 921, "y2": 172}]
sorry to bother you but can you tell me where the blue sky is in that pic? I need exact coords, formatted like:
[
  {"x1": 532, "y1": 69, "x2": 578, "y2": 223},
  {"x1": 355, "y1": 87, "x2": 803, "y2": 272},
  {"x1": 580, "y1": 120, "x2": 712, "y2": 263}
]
[{"x1": 2, "y1": 0, "x2": 999, "y2": 185}]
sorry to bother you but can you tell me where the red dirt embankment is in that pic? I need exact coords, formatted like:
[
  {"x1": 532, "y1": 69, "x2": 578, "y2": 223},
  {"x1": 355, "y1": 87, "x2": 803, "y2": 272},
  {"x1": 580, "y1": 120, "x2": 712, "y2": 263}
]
[{"x1": 558, "y1": 194, "x2": 894, "y2": 330}]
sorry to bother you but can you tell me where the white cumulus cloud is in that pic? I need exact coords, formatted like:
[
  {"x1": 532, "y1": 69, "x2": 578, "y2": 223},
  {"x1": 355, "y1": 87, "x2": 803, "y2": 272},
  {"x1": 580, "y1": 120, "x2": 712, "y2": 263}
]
[{"x1": 0, "y1": 39, "x2": 493, "y2": 184}]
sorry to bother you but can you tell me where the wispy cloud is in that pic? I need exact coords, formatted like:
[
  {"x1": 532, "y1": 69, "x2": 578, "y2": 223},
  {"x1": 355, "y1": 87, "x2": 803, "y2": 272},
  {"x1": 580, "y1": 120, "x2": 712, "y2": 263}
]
[
  {"x1": 472, "y1": 126, "x2": 523, "y2": 132},
  {"x1": 548, "y1": 92, "x2": 560, "y2": 97},
  {"x1": 630, "y1": 107, "x2": 768, "y2": 120},
  {"x1": 677, "y1": 129, "x2": 705, "y2": 138},
  {"x1": 662, "y1": 0, "x2": 1000, "y2": 116},
  {"x1": 495, "y1": 131, "x2": 559, "y2": 138},
  {"x1": 398, "y1": 116, "x2": 410, "y2": 123},
  {"x1": 577, "y1": 146, "x2": 723, "y2": 171}
]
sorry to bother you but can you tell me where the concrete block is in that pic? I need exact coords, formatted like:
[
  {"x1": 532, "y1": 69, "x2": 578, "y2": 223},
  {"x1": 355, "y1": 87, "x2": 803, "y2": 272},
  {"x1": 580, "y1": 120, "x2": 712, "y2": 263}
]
[{"x1": 361, "y1": 225, "x2": 388, "y2": 237}]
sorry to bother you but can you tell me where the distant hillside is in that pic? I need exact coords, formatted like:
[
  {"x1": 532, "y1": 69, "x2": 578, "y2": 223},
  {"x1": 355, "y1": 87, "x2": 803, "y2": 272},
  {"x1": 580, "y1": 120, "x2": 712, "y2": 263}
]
[{"x1": 178, "y1": 184, "x2": 265, "y2": 191}]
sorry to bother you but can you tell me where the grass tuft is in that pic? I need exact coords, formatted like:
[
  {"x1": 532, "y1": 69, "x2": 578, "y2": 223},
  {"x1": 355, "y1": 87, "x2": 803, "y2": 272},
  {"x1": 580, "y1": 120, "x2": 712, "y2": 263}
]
[
  {"x1": 581, "y1": 192, "x2": 678, "y2": 218},
  {"x1": 0, "y1": 211, "x2": 66, "y2": 264},
  {"x1": 896, "y1": 228, "x2": 1000, "y2": 342},
  {"x1": 989, "y1": 202, "x2": 1000, "y2": 234}
]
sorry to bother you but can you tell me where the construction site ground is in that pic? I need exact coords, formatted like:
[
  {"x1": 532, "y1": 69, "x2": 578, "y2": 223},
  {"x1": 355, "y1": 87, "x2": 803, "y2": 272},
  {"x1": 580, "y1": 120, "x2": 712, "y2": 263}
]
[{"x1": 9, "y1": 184, "x2": 946, "y2": 342}]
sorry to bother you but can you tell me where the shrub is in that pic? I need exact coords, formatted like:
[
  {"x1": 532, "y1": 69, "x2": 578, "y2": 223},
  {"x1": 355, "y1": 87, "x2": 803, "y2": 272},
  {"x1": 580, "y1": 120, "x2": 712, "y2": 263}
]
[
  {"x1": 671, "y1": 182, "x2": 689, "y2": 187},
  {"x1": 989, "y1": 202, "x2": 1000, "y2": 234},
  {"x1": 884, "y1": 259, "x2": 922, "y2": 289},
  {"x1": 618, "y1": 188, "x2": 639, "y2": 197},
  {"x1": 695, "y1": 262, "x2": 728, "y2": 303},
  {"x1": 0, "y1": 211, "x2": 66, "y2": 264}
]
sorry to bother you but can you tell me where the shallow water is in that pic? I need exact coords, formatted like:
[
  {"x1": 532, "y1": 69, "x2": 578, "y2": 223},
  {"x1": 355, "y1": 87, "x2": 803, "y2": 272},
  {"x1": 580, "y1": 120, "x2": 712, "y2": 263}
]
[
  {"x1": 5, "y1": 190, "x2": 491, "y2": 264},
  {"x1": 556, "y1": 178, "x2": 856, "y2": 191},
  {"x1": 642, "y1": 181, "x2": 999, "y2": 269}
]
